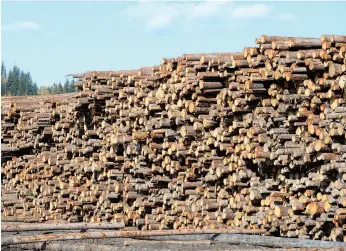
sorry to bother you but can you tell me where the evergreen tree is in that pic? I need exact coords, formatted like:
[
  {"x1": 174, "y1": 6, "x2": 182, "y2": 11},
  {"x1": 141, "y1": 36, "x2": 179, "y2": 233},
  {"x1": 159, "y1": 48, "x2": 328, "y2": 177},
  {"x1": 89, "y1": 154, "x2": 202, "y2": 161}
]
[
  {"x1": 51, "y1": 83, "x2": 58, "y2": 94},
  {"x1": 1, "y1": 62, "x2": 73, "y2": 96},
  {"x1": 63, "y1": 79, "x2": 69, "y2": 93},
  {"x1": 25, "y1": 72, "x2": 33, "y2": 95},
  {"x1": 1, "y1": 63, "x2": 40, "y2": 96},
  {"x1": 1, "y1": 61, "x2": 6, "y2": 78},
  {"x1": 32, "y1": 82, "x2": 38, "y2": 95},
  {"x1": 1, "y1": 76, "x2": 7, "y2": 95},
  {"x1": 7, "y1": 69, "x2": 14, "y2": 96},
  {"x1": 18, "y1": 71, "x2": 27, "y2": 95},
  {"x1": 69, "y1": 79, "x2": 75, "y2": 92},
  {"x1": 57, "y1": 82, "x2": 63, "y2": 94},
  {"x1": 1, "y1": 61, "x2": 7, "y2": 95},
  {"x1": 8, "y1": 65, "x2": 21, "y2": 96}
]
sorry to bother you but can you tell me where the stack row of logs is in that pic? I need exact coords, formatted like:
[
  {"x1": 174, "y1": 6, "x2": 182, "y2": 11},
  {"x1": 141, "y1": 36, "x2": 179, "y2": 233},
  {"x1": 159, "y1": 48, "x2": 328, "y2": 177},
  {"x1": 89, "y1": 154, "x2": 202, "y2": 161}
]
[
  {"x1": 1, "y1": 93, "x2": 77, "y2": 162},
  {"x1": 2, "y1": 34, "x2": 346, "y2": 242}
]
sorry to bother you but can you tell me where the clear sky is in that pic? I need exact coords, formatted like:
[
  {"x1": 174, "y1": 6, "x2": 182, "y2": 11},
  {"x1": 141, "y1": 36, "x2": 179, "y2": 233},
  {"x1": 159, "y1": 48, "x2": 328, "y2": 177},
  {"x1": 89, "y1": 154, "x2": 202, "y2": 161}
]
[{"x1": 2, "y1": 1, "x2": 346, "y2": 86}]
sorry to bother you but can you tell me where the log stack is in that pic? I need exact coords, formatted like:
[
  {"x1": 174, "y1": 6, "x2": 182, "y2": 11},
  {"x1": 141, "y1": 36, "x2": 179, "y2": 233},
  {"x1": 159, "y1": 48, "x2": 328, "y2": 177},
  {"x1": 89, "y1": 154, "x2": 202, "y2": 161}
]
[{"x1": 2, "y1": 34, "x2": 346, "y2": 242}]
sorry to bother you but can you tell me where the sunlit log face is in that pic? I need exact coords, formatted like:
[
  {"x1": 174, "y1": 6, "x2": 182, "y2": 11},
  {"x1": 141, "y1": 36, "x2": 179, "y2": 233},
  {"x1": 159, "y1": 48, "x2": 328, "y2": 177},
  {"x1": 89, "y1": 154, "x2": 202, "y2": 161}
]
[{"x1": 2, "y1": 34, "x2": 346, "y2": 242}]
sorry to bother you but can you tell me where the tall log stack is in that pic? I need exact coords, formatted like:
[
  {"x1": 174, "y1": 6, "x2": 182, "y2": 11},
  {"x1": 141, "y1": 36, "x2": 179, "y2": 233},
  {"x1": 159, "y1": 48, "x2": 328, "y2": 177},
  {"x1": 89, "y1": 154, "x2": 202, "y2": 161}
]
[{"x1": 2, "y1": 35, "x2": 346, "y2": 242}]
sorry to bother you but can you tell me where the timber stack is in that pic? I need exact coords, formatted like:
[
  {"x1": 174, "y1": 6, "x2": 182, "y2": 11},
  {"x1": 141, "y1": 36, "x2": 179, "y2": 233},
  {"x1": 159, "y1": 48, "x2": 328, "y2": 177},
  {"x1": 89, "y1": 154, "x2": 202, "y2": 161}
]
[{"x1": 2, "y1": 34, "x2": 346, "y2": 242}]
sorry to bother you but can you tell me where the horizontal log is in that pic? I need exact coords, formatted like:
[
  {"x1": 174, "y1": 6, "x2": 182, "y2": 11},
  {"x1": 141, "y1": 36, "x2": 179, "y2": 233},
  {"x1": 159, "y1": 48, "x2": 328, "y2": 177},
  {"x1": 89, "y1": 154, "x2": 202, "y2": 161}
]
[
  {"x1": 1, "y1": 228, "x2": 267, "y2": 245},
  {"x1": 1, "y1": 222, "x2": 125, "y2": 232}
]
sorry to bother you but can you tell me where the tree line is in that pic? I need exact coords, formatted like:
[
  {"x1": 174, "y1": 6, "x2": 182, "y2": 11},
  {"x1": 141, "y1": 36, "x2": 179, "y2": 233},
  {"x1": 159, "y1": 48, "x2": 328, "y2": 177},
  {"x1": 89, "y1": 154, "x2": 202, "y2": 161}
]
[
  {"x1": 37, "y1": 80, "x2": 75, "y2": 95},
  {"x1": 1, "y1": 62, "x2": 75, "y2": 96}
]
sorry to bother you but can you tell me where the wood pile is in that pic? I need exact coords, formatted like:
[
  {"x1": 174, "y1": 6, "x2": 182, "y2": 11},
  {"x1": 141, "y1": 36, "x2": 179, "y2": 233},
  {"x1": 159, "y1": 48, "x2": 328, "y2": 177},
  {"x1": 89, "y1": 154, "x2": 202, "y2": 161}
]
[
  {"x1": 2, "y1": 34, "x2": 346, "y2": 242},
  {"x1": 1, "y1": 93, "x2": 76, "y2": 117},
  {"x1": 1, "y1": 93, "x2": 77, "y2": 162}
]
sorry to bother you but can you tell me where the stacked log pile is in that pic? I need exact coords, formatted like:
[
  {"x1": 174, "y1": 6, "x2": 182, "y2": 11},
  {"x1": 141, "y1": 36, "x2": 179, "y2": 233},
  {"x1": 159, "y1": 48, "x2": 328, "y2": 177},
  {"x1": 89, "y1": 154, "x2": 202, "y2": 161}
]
[
  {"x1": 1, "y1": 93, "x2": 77, "y2": 162},
  {"x1": 2, "y1": 34, "x2": 346, "y2": 242}
]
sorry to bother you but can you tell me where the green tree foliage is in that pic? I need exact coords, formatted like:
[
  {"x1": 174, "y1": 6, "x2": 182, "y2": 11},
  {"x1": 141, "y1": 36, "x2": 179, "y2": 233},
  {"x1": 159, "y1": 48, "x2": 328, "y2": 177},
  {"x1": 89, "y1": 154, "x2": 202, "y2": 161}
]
[
  {"x1": 2, "y1": 62, "x2": 75, "y2": 96},
  {"x1": 1, "y1": 62, "x2": 7, "y2": 95},
  {"x1": 51, "y1": 83, "x2": 57, "y2": 94},
  {"x1": 18, "y1": 71, "x2": 27, "y2": 95},
  {"x1": 1, "y1": 63, "x2": 39, "y2": 96},
  {"x1": 40, "y1": 79, "x2": 75, "y2": 95},
  {"x1": 58, "y1": 82, "x2": 63, "y2": 94},
  {"x1": 32, "y1": 82, "x2": 38, "y2": 95},
  {"x1": 25, "y1": 72, "x2": 34, "y2": 95},
  {"x1": 1, "y1": 61, "x2": 7, "y2": 78},
  {"x1": 8, "y1": 66, "x2": 21, "y2": 95},
  {"x1": 63, "y1": 79, "x2": 69, "y2": 93},
  {"x1": 69, "y1": 79, "x2": 75, "y2": 92}
]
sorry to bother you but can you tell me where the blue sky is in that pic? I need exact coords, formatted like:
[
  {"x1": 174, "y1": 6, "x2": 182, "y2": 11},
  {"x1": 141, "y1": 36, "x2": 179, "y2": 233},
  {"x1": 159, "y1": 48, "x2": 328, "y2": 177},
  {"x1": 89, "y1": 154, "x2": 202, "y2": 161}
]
[{"x1": 2, "y1": 1, "x2": 346, "y2": 86}]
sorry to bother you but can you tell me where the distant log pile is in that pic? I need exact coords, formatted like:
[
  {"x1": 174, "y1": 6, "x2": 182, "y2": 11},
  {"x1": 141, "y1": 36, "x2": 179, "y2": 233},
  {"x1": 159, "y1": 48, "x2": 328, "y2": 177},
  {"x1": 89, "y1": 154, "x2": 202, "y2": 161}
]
[
  {"x1": 1, "y1": 93, "x2": 76, "y2": 116},
  {"x1": 1, "y1": 93, "x2": 77, "y2": 162},
  {"x1": 2, "y1": 35, "x2": 346, "y2": 242}
]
